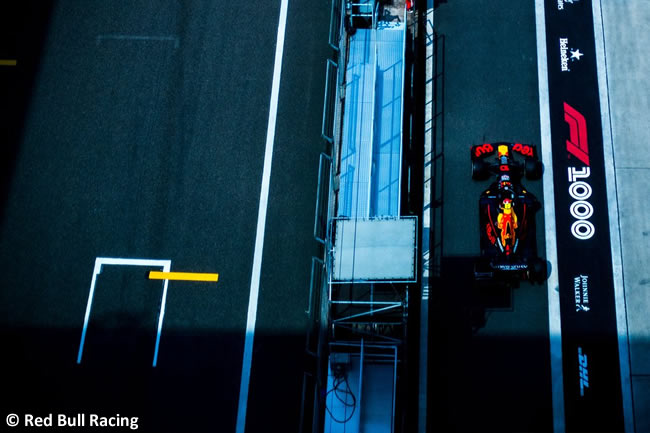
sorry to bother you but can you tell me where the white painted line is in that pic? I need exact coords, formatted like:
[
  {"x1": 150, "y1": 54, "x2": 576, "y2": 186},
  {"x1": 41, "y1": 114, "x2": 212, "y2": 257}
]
[
  {"x1": 534, "y1": 1, "x2": 565, "y2": 432},
  {"x1": 76, "y1": 257, "x2": 171, "y2": 366},
  {"x1": 93, "y1": 257, "x2": 171, "y2": 267},
  {"x1": 153, "y1": 263, "x2": 172, "y2": 367},
  {"x1": 591, "y1": 2, "x2": 634, "y2": 431},
  {"x1": 77, "y1": 261, "x2": 102, "y2": 364},
  {"x1": 96, "y1": 34, "x2": 180, "y2": 49},
  {"x1": 235, "y1": 1, "x2": 289, "y2": 432}
]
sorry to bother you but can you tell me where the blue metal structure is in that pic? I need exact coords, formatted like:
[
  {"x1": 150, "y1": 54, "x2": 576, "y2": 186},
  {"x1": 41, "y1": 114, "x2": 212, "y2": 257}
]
[
  {"x1": 310, "y1": 3, "x2": 412, "y2": 433},
  {"x1": 338, "y1": 21, "x2": 406, "y2": 218}
]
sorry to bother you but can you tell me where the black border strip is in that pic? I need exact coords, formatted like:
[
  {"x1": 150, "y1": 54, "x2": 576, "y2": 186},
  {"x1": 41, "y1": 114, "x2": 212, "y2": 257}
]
[{"x1": 544, "y1": 0, "x2": 624, "y2": 431}]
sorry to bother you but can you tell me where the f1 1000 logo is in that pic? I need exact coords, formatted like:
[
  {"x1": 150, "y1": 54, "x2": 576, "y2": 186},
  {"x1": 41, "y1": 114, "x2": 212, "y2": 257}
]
[{"x1": 564, "y1": 102, "x2": 595, "y2": 240}]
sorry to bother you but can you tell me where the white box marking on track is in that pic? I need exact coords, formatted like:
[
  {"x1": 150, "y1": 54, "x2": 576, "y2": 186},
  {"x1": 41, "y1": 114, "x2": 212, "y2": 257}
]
[{"x1": 76, "y1": 257, "x2": 172, "y2": 367}]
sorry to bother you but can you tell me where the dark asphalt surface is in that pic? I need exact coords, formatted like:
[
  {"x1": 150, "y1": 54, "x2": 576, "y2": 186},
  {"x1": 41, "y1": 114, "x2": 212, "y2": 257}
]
[
  {"x1": 0, "y1": 1, "x2": 330, "y2": 432},
  {"x1": 429, "y1": 0, "x2": 553, "y2": 431}
]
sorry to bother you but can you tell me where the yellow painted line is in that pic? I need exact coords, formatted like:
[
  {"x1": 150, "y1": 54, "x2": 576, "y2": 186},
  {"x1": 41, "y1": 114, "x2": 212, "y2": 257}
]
[
  {"x1": 0, "y1": 60, "x2": 17, "y2": 66},
  {"x1": 148, "y1": 271, "x2": 219, "y2": 282}
]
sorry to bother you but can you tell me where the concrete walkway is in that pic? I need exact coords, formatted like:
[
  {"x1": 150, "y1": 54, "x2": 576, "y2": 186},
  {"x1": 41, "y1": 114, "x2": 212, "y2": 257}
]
[{"x1": 600, "y1": 1, "x2": 650, "y2": 432}]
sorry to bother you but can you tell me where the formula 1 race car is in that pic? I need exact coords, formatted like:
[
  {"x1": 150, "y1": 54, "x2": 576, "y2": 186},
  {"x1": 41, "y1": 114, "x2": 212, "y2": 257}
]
[{"x1": 471, "y1": 142, "x2": 547, "y2": 283}]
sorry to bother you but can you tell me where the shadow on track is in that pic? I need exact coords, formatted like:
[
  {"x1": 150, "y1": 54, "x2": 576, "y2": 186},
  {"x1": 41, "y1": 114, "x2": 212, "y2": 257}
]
[{"x1": 0, "y1": 1, "x2": 56, "y2": 227}]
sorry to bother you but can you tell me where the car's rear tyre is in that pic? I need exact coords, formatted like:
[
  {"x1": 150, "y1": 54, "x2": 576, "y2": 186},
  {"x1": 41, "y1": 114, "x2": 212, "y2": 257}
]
[
  {"x1": 525, "y1": 158, "x2": 543, "y2": 180},
  {"x1": 528, "y1": 257, "x2": 547, "y2": 283},
  {"x1": 473, "y1": 258, "x2": 493, "y2": 281},
  {"x1": 472, "y1": 158, "x2": 489, "y2": 180}
]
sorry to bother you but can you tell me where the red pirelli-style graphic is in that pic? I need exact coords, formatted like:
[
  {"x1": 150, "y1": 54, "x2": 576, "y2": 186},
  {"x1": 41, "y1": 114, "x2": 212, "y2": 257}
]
[
  {"x1": 564, "y1": 102, "x2": 590, "y2": 166},
  {"x1": 512, "y1": 142, "x2": 534, "y2": 157},
  {"x1": 474, "y1": 143, "x2": 494, "y2": 158}
]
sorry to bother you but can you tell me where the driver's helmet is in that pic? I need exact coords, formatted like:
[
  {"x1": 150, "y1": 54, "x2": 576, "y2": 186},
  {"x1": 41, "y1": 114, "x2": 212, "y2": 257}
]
[
  {"x1": 502, "y1": 198, "x2": 513, "y2": 210},
  {"x1": 498, "y1": 144, "x2": 510, "y2": 165},
  {"x1": 499, "y1": 174, "x2": 512, "y2": 190}
]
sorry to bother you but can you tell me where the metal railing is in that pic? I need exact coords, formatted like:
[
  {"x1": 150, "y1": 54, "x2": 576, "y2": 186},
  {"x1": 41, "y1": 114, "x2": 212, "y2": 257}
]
[
  {"x1": 314, "y1": 153, "x2": 333, "y2": 244},
  {"x1": 300, "y1": 256, "x2": 327, "y2": 433},
  {"x1": 431, "y1": 33, "x2": 445, "y2": 277},
  {"x1": 306, "y1": 256, "x2": 325, "y2": 319},
  {"x1": 347, "y1": 0, "x2": 376, "y2": 21},
  {"x1": 321, "y1": 59, "x2": 339, "y2": 144},
  {"x1": 329, "y1": 0, "x2": 344, "y2": 51}
]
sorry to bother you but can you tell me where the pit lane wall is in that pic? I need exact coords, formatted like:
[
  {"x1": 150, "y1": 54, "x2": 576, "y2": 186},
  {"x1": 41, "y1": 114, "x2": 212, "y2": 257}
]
[{"x1": 315, "y1": 1, "x2": 417, "y2": 432}]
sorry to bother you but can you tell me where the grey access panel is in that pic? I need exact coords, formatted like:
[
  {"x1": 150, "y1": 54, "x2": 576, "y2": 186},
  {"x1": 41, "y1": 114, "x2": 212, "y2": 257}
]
[{"x1": 331, "y1": 217, "x2": 416, "y2": 283}]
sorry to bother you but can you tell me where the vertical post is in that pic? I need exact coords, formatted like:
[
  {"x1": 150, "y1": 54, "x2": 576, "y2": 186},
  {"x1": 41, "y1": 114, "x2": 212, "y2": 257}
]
[{"x1": 358, "y1": 338, "x2": 365, "y2": 429}]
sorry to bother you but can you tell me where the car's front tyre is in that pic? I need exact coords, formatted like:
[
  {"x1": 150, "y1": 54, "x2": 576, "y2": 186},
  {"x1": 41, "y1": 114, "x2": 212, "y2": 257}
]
[
  {"x1": 525, "y1": 158, "x2": 543, "y2": 180},
  {"x1": 472, "y1": 158, "x2": 490, "y2": 180}
]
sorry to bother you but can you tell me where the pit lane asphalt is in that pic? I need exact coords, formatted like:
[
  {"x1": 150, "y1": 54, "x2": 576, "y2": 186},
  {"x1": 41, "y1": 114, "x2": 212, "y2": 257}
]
[
  {"x1": 0, "y1": 1, "x2": 330, "y2": 432},
  {"x1": 428, "y1": 1, "x2": 553, "y2": 431}
]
